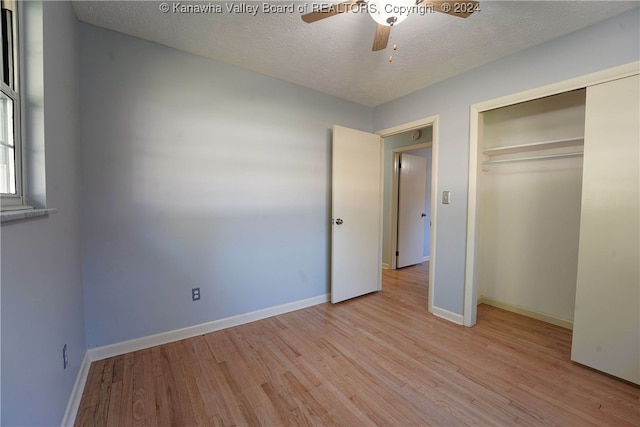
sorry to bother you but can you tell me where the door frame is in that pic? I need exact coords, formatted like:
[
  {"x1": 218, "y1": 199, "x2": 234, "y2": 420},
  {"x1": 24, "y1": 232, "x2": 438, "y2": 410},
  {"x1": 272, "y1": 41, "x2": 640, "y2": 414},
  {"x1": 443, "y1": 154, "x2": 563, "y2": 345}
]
[
  {"x1": 377, "y1": 115, "x2": 438, "y2": 314},
  {"x1": 464, "y1": 61, "x2": 640, "y2": 327},
  {"x1": 389, "y1": 142, "x2": 432, "y2": 271}
]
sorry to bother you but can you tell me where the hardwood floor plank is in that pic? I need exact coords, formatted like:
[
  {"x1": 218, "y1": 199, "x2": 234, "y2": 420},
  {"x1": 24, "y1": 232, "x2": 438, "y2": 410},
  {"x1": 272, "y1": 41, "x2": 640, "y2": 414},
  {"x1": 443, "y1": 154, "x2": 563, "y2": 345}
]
[
  {"x1": 111, "y1": 355, "x2": 124, "y2": 383},
  {"x1": 159, "y1": 344, "x2": 194, "y2": 426},
  {"x1": 152, "y1": 374, "x2": 171, "y2": 425},
  {"x1": 76, "y1": 262, "x2": 640, "y2": 426},
  {"x1": 183, "y1": 337, "x2": 227, "y2": 421},
  {"x1": 73, "y1": 405, "x2": 98, "y2": 427},
  {"x1": 173, "y1": 340, "x2": 213, "y2": 425},
  {"x1": 197, "y1": 351, "x2": 248, "y2": 425},
  {"x1": 218, "y1": 360, "x2": 262, "y2": 426},
  {"x1": 118, "y1": 352, "x2": 135, "y2": 427},
  {"x1": 150, "y1": 346, "x2": 163, "y2": 378},
  {"x1": 77, "y1": 358, "x2": 105, "y2": 411},
  {"x1": 282, "y1": 371, "x2": 335, "y2": 426},
  {"x1": 260, "y1": 380, "x2": 297, "y2": 425},
  {"x1": 94, "y1": 357, "x2": 115, "y2": 426},
  {"x1": 140, "y1": 349, "x2": 157, "y2": 425},
  {"x1": 205, "y1": 328, "x2": 238, "y2": 364},
  {"x1": 131, "y1": 351, "x2": 146, "y2": 427},
  {"x1": 105, "y1": 379, "x2": 122, "y2": 427}
]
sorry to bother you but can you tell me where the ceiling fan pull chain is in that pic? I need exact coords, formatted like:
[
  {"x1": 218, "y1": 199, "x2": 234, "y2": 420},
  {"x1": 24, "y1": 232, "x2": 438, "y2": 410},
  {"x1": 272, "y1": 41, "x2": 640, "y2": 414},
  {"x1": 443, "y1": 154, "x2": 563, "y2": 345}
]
[{"x1": 389, "y1": 43, "x2": 399, "y2": 62}]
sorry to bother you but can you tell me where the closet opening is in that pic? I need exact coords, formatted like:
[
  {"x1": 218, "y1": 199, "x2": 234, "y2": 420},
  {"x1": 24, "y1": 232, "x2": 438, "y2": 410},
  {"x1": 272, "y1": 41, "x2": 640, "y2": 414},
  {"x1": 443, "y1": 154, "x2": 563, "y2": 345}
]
[
  {"x1": 465, "y1": 63, "x2": 639, "y2": 384},
  {"x1": 474, "y1": 89, "x2": 587, "y2": 330}
]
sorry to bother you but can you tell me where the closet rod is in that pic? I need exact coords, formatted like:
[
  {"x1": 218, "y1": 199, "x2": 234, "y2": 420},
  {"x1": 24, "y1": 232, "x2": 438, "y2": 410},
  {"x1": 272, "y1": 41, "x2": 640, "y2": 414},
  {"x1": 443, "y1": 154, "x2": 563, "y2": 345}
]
[{"x1": 483, "y1": 151, "x2": 583, "y2": 165}]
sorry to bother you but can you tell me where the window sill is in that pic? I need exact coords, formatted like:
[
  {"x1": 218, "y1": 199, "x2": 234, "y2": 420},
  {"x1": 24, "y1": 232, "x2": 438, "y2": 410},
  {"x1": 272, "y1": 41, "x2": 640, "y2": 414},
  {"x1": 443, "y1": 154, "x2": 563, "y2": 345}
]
[{"x1": 0, "y1": 207, "x2": 57, "y2": 223}]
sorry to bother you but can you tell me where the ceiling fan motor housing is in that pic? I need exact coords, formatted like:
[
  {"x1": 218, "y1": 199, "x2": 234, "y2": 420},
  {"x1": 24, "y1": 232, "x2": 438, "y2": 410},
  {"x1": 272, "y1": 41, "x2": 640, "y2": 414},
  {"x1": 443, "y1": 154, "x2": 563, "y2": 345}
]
[{"x1": 368, "y1": 0, "x2": 415, "y2": 26}]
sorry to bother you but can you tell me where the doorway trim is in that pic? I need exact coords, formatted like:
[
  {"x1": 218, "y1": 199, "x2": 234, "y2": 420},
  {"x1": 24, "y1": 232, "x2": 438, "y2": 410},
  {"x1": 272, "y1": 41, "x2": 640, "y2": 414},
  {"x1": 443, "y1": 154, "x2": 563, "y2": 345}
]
[
  {"x1": 464, "y1": 61, "x2": 640, "y2": 328},
  {"x1": 389, "y1": 142, "x2": 432, "y2": 271},
  {"x1": 377, "y1": 115, "x2": 439, "y2": 314}
]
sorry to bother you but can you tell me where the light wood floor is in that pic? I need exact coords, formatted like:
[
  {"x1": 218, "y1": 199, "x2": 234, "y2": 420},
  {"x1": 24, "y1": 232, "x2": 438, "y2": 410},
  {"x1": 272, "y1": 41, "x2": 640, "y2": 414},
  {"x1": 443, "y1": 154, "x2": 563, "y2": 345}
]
[{"x1": 75, "y1": 262, "x2": 639, "y2": 426}]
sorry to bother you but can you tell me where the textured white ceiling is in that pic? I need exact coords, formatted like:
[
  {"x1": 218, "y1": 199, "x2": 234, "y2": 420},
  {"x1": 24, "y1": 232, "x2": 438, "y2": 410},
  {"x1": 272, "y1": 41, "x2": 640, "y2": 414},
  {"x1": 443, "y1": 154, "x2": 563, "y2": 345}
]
[{"x1": 71, "y1": 1, "x2": 639, "y2": 107}]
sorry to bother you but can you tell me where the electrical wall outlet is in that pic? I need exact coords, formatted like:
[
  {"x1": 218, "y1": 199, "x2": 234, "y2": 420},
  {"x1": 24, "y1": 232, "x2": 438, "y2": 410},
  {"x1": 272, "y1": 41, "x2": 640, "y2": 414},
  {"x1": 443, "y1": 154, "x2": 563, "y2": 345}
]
[
  {"x1": 192, "y1": 287, "x2": 200, "y2": 301},
  {"x1": 63, "y1": 344, "x2": 68, "y2": 369}
]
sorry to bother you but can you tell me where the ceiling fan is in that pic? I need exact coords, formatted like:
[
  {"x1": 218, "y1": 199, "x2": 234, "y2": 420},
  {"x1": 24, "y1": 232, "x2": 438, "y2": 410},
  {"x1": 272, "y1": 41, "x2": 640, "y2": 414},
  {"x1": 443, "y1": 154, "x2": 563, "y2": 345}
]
[{"x1": 301, "y1": 0, "x2": 479, "y2": 51}]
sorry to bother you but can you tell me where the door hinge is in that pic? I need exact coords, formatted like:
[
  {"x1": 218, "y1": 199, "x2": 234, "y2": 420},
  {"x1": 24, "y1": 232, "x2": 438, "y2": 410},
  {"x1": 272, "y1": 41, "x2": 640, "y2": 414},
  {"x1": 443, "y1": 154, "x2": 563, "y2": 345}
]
[
  {"x1": 395, "y1": 251, "x2": 399, "y2": 256},
  {"x1": 398, "y1": 162, "x2": 402, "y2": 169}
]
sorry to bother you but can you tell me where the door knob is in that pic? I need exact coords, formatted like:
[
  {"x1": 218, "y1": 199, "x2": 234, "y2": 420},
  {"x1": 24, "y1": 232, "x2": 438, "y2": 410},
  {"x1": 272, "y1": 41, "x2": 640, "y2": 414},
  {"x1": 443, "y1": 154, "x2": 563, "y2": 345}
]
[
  {"x1": 335, "y1": 218, "x2": 344, "y2": 225},
  {"x1": 421, "y1": 213, "x2": 426, "y2": 217}
]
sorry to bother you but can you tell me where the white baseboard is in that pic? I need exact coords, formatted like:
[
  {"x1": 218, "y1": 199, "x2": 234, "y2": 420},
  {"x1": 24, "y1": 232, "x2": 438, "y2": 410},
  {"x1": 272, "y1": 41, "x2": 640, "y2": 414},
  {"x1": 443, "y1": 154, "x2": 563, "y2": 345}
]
[
  {"x1": 478, "y1": 296, "x2": 573, "y2": 330},
  {"x1": 88, "y1": 293, "x2": 329, "y2": 362},
  {"x1": 431, "y1": 305, "x2": 464, "y2": 325},
  {"x1": 382, "y1": 258, "x2": 427, "y2": 270},
  {"x1": 61, "y1": 351, "x2": 91, "y2": 427},
  {"x1": 64, "y1": 293, "x2": 329, "y2": 426}
]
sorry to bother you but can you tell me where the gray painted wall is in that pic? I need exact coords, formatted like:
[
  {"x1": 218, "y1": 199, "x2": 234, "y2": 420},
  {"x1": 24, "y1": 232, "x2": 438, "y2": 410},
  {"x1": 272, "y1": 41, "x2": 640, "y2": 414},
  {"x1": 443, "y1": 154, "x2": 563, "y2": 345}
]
[
  {"x1": 78, "y1": 23, "x2": 373, "y2": 348},
  {"x1": 374, "y1": 9, "x2": 640, "y2": 315},
  {"x1": 1, "y1": 2, "x2": 85, "y2": 425}
]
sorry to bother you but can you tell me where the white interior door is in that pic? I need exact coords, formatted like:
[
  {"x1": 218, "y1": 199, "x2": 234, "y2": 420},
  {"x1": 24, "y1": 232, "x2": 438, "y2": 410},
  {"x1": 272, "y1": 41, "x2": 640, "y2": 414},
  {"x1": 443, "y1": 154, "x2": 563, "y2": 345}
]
[
  {"x1": 571, "y1": 74, "x2": 640, "y2": 384},
  {"x1": 397, "y1": 153, "x2": 427, "y2": 268},
  {"x1": 331, "y1": 125, "x2": 382, "y2": 303}
]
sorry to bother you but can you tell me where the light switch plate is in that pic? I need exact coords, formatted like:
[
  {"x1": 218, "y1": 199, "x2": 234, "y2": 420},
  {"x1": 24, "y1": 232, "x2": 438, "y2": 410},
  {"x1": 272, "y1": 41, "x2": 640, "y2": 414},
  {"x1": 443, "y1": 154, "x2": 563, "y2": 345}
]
[{"x1": 442, "y1": 191, "x2": 451, "y2": 204}]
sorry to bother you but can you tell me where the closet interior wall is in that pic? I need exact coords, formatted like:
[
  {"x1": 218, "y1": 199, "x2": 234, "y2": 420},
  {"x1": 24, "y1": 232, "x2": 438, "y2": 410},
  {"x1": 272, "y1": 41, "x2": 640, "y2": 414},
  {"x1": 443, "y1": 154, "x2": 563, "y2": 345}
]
[{"x1": 477, "y1": 89, "x2": 586, "y2": 328}]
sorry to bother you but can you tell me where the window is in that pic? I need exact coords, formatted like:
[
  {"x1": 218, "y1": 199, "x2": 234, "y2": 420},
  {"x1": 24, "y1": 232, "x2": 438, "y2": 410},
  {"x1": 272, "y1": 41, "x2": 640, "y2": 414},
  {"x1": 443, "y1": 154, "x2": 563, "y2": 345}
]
[{"x1": 0, "y1": 0, "x2": 22, "y2": 210}]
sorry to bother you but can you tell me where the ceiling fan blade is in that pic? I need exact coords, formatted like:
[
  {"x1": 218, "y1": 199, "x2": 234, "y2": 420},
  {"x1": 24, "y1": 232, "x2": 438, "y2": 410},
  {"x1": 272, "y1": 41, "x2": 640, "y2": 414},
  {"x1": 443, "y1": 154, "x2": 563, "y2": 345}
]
[
  {"x1": 301, "y1": 0, "x2": 361, "y2": 23},
  {"x1": 372, "y1": 24, "x2": 391, "y2": 51},
  {"x1": 417, "y1": 0, "x2": 479, "y2": 18}
]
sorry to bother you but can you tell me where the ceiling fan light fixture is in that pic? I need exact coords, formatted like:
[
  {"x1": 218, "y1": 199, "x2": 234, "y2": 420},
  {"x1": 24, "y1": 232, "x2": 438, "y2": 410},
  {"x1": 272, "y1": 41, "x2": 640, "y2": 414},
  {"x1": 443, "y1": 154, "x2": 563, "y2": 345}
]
[{"x1": 368, "y1": 0, "x2": 415, "y2": 26}]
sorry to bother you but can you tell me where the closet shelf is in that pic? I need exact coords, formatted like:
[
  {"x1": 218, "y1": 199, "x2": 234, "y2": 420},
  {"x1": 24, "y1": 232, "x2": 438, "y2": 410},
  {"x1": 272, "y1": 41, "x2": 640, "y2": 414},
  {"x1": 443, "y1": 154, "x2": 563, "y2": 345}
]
[
  {"x1": 483, "y1": 136, "x2": 584, "y2": 156},
  {"x1": 483, "y1": 151, "x2": 583, "y2": 165}
]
